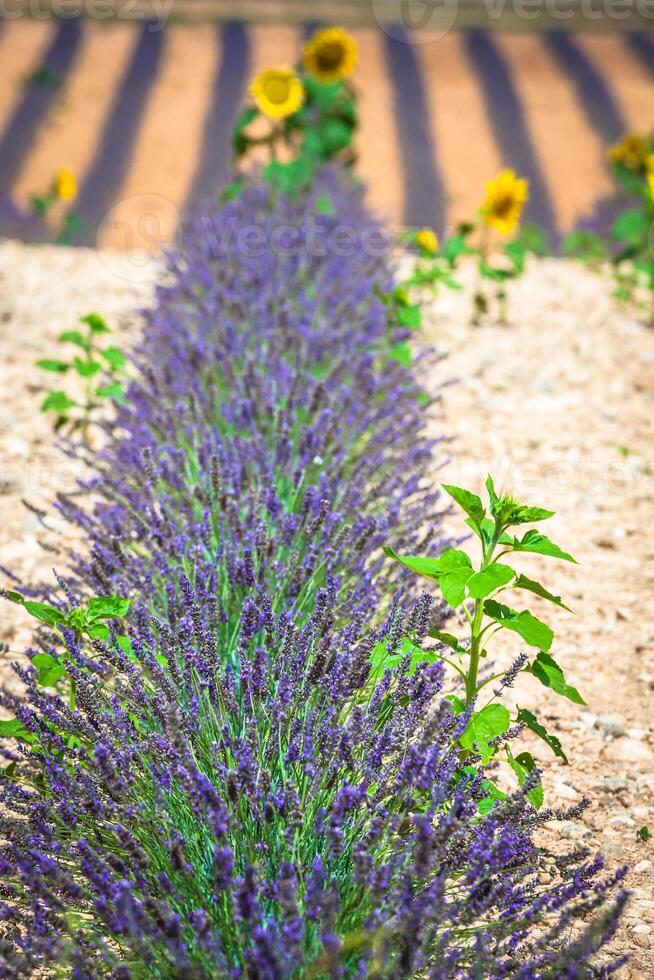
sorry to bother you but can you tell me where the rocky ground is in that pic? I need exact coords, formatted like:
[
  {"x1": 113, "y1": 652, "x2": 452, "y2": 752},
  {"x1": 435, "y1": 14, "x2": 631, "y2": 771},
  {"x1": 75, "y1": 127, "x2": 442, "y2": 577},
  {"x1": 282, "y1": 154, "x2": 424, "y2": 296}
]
[
  {"x1": 0, "y1": 240, "x2": 652, "y2": 974},
  {"x1": 417, "y1": 259, "x2": 654, "y2": 976}
]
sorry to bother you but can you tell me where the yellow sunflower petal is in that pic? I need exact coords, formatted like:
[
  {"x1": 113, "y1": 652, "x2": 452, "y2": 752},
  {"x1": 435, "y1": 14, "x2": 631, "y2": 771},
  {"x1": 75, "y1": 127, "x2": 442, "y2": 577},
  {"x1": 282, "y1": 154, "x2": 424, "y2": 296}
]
[
  {"x1": 481, "y1": 168, "x2": 529, "y2": 236},
  {"x1": 608, "y1": 133, "x2": 648, "y2": 171},
  {"x1": 303, "y1": 27, "x2": 358, "y2": 83},
  {"x1": 54, "y1": 169, "x2": 77, "y2": 203},
  {"x1": 416, "y1": 228, "x2": 439, "y2": 254},
  {"x1": 249, "y1": 67, "x2": 304, "y2": 120}
]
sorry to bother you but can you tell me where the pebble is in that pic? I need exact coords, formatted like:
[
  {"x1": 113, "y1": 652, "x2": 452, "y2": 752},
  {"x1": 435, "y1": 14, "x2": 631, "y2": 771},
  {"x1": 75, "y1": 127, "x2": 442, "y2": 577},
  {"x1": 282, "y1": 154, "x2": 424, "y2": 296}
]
[
  {"x1": 597, "y1": 714, "x2": 627, "y2": 738},
  {"x1": 593, "y1": 776, "x2": 631, "y2": 793},
  {"x1": 552, "y1": 780, "x2": 579, "y2": 802},
  {"x1": 634, "y1": 860, "x2": 652, "y2": 874},
  {"x1": 605, "y1": 739, "x2": 654, "y2": 766}
]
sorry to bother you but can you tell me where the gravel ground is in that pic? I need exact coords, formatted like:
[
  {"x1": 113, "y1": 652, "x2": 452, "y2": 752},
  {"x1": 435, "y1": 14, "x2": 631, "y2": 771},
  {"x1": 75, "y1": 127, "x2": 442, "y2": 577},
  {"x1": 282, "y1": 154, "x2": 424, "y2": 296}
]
[{"x1": 0, "y1": 241, "x2": 652, "y2": 974}]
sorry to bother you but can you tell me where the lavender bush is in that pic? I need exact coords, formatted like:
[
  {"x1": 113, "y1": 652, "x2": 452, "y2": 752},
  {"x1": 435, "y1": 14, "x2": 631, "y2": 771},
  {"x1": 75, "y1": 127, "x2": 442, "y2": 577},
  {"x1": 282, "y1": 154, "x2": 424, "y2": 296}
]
[{"x1": 0, "y1": 173, "x2": 625, "y2": 977}]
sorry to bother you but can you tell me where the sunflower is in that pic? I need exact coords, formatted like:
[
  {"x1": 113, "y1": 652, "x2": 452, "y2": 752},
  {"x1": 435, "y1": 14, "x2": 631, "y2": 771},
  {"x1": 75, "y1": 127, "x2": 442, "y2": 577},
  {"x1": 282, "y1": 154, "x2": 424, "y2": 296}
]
[
  {"x1": 249, "y1": 67, "x2": 304, "y2": 119},
  {"x1": 481, "y1": 169, "x2": 529, "y2": 236},
  {"x1": 647, "y1": 169, "x2": 654, "y2": 204},
  {"x1": 303, "y1": 27, "x2": 358, "y2": 84},
  {"x1": 416, "y1": 227, "x2": 439, "y2": 255},
  {"x1": 608, "y1": 133, "x2": 648, "y2": 171},
  {"x1": 53, "y1": 169, "x2": 77, "y2": 202}
]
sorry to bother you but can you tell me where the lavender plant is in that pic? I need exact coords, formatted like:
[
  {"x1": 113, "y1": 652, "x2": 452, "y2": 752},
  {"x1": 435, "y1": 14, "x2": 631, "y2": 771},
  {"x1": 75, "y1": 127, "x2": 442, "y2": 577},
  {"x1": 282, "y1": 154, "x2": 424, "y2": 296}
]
[
  {"x1": 0, "y1": 172, "x2": 625, "y2": 976},
  {"x1": 0, "y1": 593, "x2": 626, "y2": 977},
  {"x1": 384, "y1": 477, "x2": 583, "y2": 806}
]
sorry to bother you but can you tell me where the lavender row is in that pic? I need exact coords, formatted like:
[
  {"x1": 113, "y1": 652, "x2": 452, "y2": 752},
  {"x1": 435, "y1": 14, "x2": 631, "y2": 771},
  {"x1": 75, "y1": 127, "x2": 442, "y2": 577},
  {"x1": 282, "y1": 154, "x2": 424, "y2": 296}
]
[{"x1": 0, "y1": 173, "x2": 625, "y2": 977}]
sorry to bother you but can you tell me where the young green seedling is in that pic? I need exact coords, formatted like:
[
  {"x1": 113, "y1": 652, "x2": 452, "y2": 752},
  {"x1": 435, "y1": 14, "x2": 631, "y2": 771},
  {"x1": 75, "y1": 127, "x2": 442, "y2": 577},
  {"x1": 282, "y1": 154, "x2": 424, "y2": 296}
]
[
  {"x1": 382, "y1": 476, "x2": 584, "y2": 808},
  {"x1": 36, "y1": 313, "x2": 127, "y2": 438},
  {"x1": 0, "y1": 591, "x2": 130, "y2": 747}
]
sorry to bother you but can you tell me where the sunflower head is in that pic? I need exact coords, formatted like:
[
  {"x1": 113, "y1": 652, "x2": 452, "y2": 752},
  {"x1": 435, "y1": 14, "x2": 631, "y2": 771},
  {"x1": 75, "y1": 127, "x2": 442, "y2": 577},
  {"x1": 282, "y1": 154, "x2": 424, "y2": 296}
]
[
  {"x1": 608, "y1": 133, "x2": 648, "y2": 171},
  {"x1": 303, "y1": 27, "x2": 358, "y2": 83},
  {"x1": 481, "y1": 169, "x2": 529, "y2": 236},
  {"x1": 647, "y1": 169, "x2": 654, "y2": 204},
  {"x1": 54, "y1": 169, "x2": 77, "y2": 203},
  {"x1": 249, "y1": 67, "x2": 304, "y2": 119},
  {"x1": 415, "y1": 227, "x2": 439, "y2": 255}
]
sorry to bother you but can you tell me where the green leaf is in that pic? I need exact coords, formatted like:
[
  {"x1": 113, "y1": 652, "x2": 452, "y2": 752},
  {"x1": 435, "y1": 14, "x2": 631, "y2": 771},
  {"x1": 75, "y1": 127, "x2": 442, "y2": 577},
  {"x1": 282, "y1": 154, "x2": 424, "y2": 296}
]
[
  {"x1": 612, "y1": 209, "x2": 650, "y2": 247},
  {"x1": 58, "y1": 330, "x2": 89, "y2": 351},
  {"x1": 73, "y1": 357, "x2": 102, "y2": 378},
  {"x1": 441, "y1": 231, "x2": 472, "y2": 263},
  {"x1": 561, "y1": 230, "x2": 608, "y2": 264},
  {"x1": 0, "y1": 718, "x2": 35, "y2": 743},
  {"x1": 80, "y1": 313, "x2": 110, "y2": 335},
  {"x1": 637, "y1": 825, "x2": 651, "y2": 842},
  {"x1": 480, "y1": 262, "x2": 512, "y2": 283},
  {"x1": 314, "y1": 194, "x2": 335, "y2": 216},
  {"x1": 466, "y1": 563, "x2": 515, "y2": 599},
  {"x1": 516, "y1": 707, "x2": 569, "y2": 764},
  {"x1": 100, "y1": 347, "x2": 126, "y2": 371},
  {"x1": 446, "y1": 694, "x2": 466, "y2": 715},
  {"x1": 370, "y1": 636, "x2": 439, "y2": 676},
  {"x1": 434, "y1": 551, "x2": 475, "y2": 608},
  {"x1": 478, "y1": 778, "x2": 507, "y2": 815},
  {"x1": 383, "y1": 546, "x2": 444, "y2": 580},
  {"x1": 459, "y1": 704, "x2": 511, "y2": 763},
  {"x1": 383, "y1": 547, "x2": 474, "y2": 607},
  {"x1": 483, "y1": 600, "x2": 554, "y2": 652},
  {"x1": 263, "y1": 158, "x2": 314, "y2": 195},
  {"x1": 486, "y1": 475, "x2": 500, "y2": 514},
  {"x1": 36, "y1": 359, "x2": 69, "y2": 373},
  {"x1": 508, "y1": 750, "x2": 543, "y2": 809},
  {"x1": 96, "y1": 381, "x2": 125, "y2": 403},
  {"x1": 86, "y1": 595, "x2": 130, "y2": 621},
  {"x1": 428, "y1": 628, "x2": 461, "y2": 652},
  {"x1": 509, "y1": 530, "x2": 577, "y2": 563},
  {"x1": 441, "y1": 484, "x2": 486, "y2": 528},
  {"x1": 22, "y1": 601, "x2": 67, "y2": 628},
  {"x1": 529, "y1": 651, "x2": 585, "y2": 705},
  {"x1": 387, "y1": 342, "x2": 411, "y2": 366},
  {"x1": 504, "y1": 240, "x2": 527, "y2": 274},
  {"x1": 41, "y1": 391, "x2": 77, "y2": 414},
  {"x1": 32, "y1": 653, "x2": 65, "y2": 687},
  {"x1": 396, "y1": 305, "x2": 422, "y2": 329},
  {"x1": 116, "y1": 635, "x2": 138, "y2": 663},
  {"x1": 513, "y1": 574, "x2": 572, "y2": 612},
  {"x1": 508, "y1": 505, "x2": 555, "y2": 525},
  {"x1": 87, "y1": 623, "x2": 110, "y2": 641},
  {"x1": 3, "y1": 591, "x2": 25, "y2": 604},
  {"x1": 220, "y1": 177, "x2": 246, "y2": 202}
]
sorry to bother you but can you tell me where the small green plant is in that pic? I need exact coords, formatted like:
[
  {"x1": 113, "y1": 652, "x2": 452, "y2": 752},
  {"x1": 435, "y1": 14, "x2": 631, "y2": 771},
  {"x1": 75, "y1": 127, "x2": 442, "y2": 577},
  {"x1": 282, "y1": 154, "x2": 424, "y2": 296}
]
[
  {"x1": 0, "y1": 590, "x2": 129, "y2": 749},
  {"x1": 37, "y1": 312, "x2": 127, "y2": 436},
  {"x1": 453, "y1": 221, "x2": 547, "y2": 325},
  {"x1": 563, "y1": 130, "x2": 654, "y2": 323},
  {"x1": 371, "y1": 228, "x2": 462, "y2": 375},
  {"x1": 30, "y1": 168, "x2": 86, "y2": 244},
  {"x1": 382, "y1": 476, "x2": 584, "y2": 807}
]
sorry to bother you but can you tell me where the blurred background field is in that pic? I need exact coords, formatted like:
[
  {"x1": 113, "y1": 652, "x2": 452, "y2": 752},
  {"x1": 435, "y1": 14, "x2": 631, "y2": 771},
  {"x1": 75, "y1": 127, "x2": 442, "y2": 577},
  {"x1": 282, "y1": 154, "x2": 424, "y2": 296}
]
[{"x1": 0, "y1": 7, "x2": 652, "y2": 251}]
